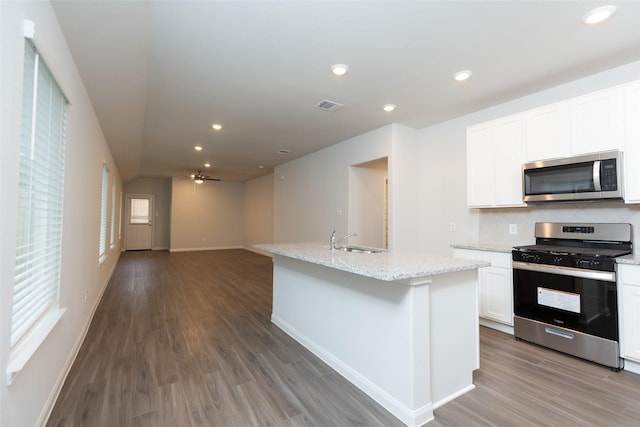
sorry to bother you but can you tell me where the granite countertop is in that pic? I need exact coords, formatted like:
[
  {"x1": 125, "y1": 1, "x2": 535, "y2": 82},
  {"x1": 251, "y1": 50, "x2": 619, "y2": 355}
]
[
  {"x1": 451, "y1": 242, "x2": 516, "y2": 253},
  {"x1": 253, "y1": 243, "x2": 490, "y2": 282},
  {"x1": 616, "y1": 254, "x2": 640, "y2": 265}
]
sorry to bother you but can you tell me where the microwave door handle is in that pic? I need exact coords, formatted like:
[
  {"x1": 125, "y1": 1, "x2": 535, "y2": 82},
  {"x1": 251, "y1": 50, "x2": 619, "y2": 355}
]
[{"x1": 593, "y1": 160, "x2": 602, "y2": 192}]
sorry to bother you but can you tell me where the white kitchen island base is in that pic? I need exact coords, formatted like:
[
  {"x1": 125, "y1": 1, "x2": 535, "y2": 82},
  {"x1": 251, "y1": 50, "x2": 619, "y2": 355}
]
[{"x1": 270, "y1": 254, "x2": 480, "y2": 427}]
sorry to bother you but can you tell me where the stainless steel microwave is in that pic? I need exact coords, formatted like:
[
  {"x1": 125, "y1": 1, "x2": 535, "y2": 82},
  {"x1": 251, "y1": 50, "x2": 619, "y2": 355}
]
[{"x1": 523, "y1": 150, "x2": 623, "y2": 203}]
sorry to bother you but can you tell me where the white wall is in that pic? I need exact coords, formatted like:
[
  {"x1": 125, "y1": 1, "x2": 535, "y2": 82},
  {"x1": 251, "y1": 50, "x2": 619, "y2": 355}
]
[
  {"x1": 419, "y1": 60, "x2": 640, "y2": 256},
  {"x1": 273, "y1": 125, "x2": 393, "y2": 245},
  {"x1": 243, "y1": 173, "x2": 274, "y2": 254},
  {"x1": 389, "y1": 124, "x2": 421, "y2": 251},
  {"x1": 1, "y1": 2, "x2": 121, "y2": 426},
  {"x1": 123, "y1": 176, "x2": 172, "y2": 250},
  {"x1": 169, "y1": 178, "x2": 244, "y2": 251}
]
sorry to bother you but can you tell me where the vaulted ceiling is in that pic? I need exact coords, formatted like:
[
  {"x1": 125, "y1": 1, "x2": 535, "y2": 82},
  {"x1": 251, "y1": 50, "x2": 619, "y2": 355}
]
[{"x1": 51, "y1": 1, "x2": 640, "y2": 182}]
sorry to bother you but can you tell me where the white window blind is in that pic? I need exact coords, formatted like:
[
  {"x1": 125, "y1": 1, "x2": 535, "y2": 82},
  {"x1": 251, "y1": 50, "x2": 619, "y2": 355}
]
[
  {"x1": 110, "y1": 178, "x2": 116, "y2": 249},
  {"x1": 12, "y1": 39, "x2": 68, "y2": 347},
  {"x1": 118, "y1": 192, "x2": 123, "y2": 239},
  {"x1": 99, "y1": 163, "x2": 109, "y2": 261}
]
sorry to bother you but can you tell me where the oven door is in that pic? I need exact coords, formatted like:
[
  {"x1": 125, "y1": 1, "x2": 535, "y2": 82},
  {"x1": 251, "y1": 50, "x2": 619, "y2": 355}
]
[{"x1": 512, "y1": 262, "x2": 618, "y2": 341}]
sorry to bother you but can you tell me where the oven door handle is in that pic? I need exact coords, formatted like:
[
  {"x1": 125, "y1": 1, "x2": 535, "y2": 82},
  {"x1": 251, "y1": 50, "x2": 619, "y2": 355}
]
[{"x1": 512, "y1": 261, "x2": 616, "y2": 282}]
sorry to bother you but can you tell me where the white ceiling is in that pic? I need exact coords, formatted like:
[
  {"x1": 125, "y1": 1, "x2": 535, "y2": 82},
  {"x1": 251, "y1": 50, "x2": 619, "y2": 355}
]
[{"x1": 51, "y1": 1, "x2": 640, "y2": 183}]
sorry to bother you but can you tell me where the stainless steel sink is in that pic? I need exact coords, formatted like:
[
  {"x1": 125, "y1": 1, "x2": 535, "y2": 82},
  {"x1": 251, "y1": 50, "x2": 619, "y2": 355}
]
[{"x1": 340, "y1": 245, "x2": 386, "y2": 254}]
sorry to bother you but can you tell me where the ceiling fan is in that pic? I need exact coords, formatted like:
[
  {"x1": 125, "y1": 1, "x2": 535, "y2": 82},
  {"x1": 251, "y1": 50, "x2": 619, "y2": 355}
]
[{"x1": 190, "y1": 170, "x2": 221, "y2": 183}]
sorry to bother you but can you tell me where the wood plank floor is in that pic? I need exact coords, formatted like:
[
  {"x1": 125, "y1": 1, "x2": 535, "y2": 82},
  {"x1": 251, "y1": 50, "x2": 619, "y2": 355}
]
[{"x1": 47, "y1": 249, "x2": 640, "y2": 427}]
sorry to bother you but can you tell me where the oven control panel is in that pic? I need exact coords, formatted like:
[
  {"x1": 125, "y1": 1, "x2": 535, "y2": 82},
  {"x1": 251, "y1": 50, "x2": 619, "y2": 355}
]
[{"x1": 512, "y1": 250, "x2": 616, "y2": 272}]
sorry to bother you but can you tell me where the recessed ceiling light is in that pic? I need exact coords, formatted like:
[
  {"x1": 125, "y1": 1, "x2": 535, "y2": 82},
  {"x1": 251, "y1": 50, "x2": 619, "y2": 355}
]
[
  {"x1": 453, "y1": 70, "x2": 472, "y2": 81},
  {"x1": 330, "y1": 64, "x2": 349, "y2": 76},
  {"x1": 211, "y1": 123, "x2": 222, "y2": 130},
  {"x1": 204, "y1": 163, "x2": 211, "y2": 168},
  {"x1": 194, "y1": 145, "x2": 203, "y2": 151},
  {"x1": 582, "y1": 5, "x2": 616, "y2": 24},
  {"x1": 258, "y1": 165, "x2": 264, "y2": 169},
  {"x1": 383, "y1": 104, "x2": 396, "y2": 112}
]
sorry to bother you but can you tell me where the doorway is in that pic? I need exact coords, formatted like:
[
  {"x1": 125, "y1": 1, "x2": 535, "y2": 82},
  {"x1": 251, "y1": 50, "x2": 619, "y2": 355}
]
[
  {"x1": 348, "y1": 158, "x2": 389, "y2": 249},
  {"x1": 125, "y1": 194, "x2": 154, "y2": 250}
]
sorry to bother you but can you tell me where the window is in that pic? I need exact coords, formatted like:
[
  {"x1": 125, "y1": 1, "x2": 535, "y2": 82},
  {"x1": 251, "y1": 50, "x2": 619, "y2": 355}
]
[
  {"x1": 110, "y1": 178, "x2": 116, "y2": 249},
  {"x1": 130, "y1": 198, "x2": 150, "y2": 224},
  {"x1": 11, "y1": 38, "x2": 68, "y2": 349},
  {"x1": 118, "y1": 191, "x2": 123, "y2": 239},
  {"x1": 99, "y1": 163, "x2": 109, "y2": 262}
]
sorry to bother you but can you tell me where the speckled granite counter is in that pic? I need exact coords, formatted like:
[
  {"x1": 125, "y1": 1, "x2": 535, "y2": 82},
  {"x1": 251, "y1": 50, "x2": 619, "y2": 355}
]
[
  {"x1": 254, "y1": 242, "x2": 489, "y2": 282},
  {"x1": 617, "y1": 254, "x2": 640, "y2": 265},
  {"x1": 451, "y1": 242, "x2": 515, "y2": 253},
  {"x1": 255, "y1": 242, "x2": 483, "y2": 426}
]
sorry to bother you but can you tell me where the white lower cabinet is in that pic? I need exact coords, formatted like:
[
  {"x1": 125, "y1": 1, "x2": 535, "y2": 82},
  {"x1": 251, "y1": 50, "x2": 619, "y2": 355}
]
[
  {"x1": 479, "y1": 266, "x2": 513, "y2": 325},
  {"x1": 618, "y1": 264, "x2": 640, "y2": 364},
  {"x1": 453, "y1": 248, "x2": 513, "y2": 328}
]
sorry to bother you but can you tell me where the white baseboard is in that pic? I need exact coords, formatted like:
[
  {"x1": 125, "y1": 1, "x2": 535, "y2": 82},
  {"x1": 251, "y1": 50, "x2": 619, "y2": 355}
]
[
  {"x1": 169, "y1": 245, "x2": 242, "y2": 253},
  {"x1": 432, "y1": 384, "x2": 475, "y2": 409},
  {"x1": 37, "y1": 252, "x2": 120, "y2": 427},
  {"x1": 624, "y1": 358, "x2": 640, "y2": 375},
  {"x1": 271, "y1": 314, "x2": 434, "y2": 427},
  {"x1": 479, "y1": 318, "x2": 514, "y2": 335}
]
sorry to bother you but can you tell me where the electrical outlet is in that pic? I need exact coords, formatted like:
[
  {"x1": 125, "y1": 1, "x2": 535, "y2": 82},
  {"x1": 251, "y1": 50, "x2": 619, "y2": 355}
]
[
  {"x1": 449, "y1": 222, "x2": 457, "y2": 232},
  {"x1": 509, "y1": 224, "x2": 518, "y2": 235}
]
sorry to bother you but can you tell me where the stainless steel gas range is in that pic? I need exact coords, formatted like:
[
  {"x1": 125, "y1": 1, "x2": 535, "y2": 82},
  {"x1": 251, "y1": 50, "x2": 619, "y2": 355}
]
[{"x1": 512, "y1": 222, "x2": 632, "y2": 370}]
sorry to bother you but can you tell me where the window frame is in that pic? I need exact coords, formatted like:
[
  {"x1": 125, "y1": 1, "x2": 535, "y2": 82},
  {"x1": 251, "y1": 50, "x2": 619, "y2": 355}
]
[
  {"x1": 110, "y1": 177, "x2": 117, "y2": 250},
  {"x1": 8, "y1": 25, "x2": 70, "y2": 384},
  {"x1": 99, "y1": 162, "x2": 109, "y2": 264}
]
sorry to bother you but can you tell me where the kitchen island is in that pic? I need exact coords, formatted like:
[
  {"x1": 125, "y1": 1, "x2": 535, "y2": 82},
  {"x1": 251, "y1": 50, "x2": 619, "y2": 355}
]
[{"x1": 253, "y1": 243, "x2": 489, "y2": 427}]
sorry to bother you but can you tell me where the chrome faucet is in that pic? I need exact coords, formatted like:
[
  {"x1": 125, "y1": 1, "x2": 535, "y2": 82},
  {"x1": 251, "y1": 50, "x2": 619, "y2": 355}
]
[{"x1": 330, "y1": 230, "x2": 357, "y2": 251}]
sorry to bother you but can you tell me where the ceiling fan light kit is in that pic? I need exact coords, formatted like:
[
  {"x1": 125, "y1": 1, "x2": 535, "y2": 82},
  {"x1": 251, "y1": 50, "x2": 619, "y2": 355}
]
[{"x1": 191, "y1": 170, "x2": 221, "y2": 183}]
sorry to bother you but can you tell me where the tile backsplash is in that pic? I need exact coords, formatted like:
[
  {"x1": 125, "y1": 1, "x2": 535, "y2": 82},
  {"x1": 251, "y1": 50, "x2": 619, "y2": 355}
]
[{"x1": 479, "y1": 201, "x2": 640, "y2": 252}]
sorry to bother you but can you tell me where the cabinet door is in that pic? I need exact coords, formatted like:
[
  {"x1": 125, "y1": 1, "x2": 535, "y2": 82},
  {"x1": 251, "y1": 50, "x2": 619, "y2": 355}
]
[
  {"x1": 493, "y1": 115, "x2": 525, "y2": 206},
  {"x1": 619, "y1": 264, "x2": 640, "y2": 362},
  {"x1": 620, "y1": 283, "x2": 640, "y2": 362},
  {"x1": 624, "y1": 81, "x2": 640, "y2": 203},
  {"x1": 479, "y1": 266, "x2": 513, "y2": 325},
  {"x1": 466, "y1": 124, "x2": 493, "y2": 207},
  {"x1": 525, "y1": 102, "x2": 570, "y2": 161},
  {"x1": 570, "y1": 87, "x2": 623, "y2": 155}
]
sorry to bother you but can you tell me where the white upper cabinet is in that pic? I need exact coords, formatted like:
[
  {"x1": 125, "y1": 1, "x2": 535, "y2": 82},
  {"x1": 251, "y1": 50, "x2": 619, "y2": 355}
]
[
  {"x1": 569, "y1": 86, "x2": 624, "y2": 155},
  {"x1": 493, "y1": 115, "x2": 525, "y2": 206},
  {"x1": 467, "y1": 115, "x2": 525, "y2": 208},
  {"x1": 524, "y1": 102, "x2": 570, "y2": 161},
  {"x1": 524, "y1": 85, "x2": 625, "y2": 162},
  {"x1": 467, "y1": 80, "x2": 639, "y2": 207},
  {"x1": 623, "y1": 81, "x2": 640, "y2": 203},
  {"x1": 466, "y1": 123, "x2": 493, "y2": 207}
]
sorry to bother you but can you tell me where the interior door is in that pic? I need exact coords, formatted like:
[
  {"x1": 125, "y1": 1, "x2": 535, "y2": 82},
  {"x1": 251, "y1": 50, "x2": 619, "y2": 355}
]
[{"x1": 125, "y1": 194, "x2": 153, "y2": 250}]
